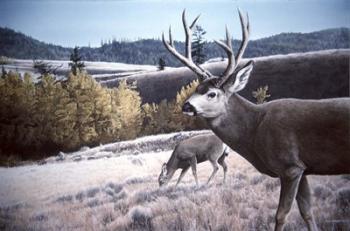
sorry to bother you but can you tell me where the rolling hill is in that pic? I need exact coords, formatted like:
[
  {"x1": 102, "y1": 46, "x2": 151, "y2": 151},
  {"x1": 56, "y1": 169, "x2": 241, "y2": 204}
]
[{"x1": 0, "y1": 27, "x2": 349, "y2": 67}]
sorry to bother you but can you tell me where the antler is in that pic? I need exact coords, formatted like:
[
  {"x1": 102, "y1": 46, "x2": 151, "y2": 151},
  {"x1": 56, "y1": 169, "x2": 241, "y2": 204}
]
[
  {"x1": 215, "y1": 9, "x2": 250, "y2": 88},
  {"x1": 162, "y1": 10, "x2": 213, "y2": 81}
]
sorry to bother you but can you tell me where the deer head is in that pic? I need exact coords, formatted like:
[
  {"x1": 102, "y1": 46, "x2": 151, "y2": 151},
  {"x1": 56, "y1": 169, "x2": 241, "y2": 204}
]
[
  {"x1": 162, "y1": 9, "x2": 253, "y2": 118},
  {"x1": 158, "y1": 163, "x2": 169, "y2": 186}
]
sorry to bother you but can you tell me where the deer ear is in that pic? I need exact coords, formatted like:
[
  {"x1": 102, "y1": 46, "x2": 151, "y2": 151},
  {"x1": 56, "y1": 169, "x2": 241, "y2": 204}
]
[{"x1": 225, "y1": 60, "x2": 254, "y2": 94}]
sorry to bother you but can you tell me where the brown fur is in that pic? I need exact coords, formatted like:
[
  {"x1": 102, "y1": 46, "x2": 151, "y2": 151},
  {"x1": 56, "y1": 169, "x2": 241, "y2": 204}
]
[{"x1": 158, "y1": 134, "x2": 229, "y2": 187}]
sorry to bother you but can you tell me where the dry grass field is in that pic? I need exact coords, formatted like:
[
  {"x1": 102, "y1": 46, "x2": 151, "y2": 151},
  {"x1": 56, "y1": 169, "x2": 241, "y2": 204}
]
[{"x1": 0, "y1": 132, "x2": 349, "y2": 231}]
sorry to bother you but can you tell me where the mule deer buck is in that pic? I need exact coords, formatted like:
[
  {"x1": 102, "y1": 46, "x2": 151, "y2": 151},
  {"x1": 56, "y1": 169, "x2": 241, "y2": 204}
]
[
  {"x1": 162, "y1": 9, "x2": 350, "y2": 231},
  {"x1": 158, "y1": 133, "x2": 229, "y2": 187}
]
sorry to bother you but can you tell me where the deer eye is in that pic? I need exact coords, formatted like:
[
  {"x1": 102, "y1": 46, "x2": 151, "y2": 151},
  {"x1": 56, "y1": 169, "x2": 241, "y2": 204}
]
[{"x1": 208, "y1": 92, "x2": 216, "y2": 98}]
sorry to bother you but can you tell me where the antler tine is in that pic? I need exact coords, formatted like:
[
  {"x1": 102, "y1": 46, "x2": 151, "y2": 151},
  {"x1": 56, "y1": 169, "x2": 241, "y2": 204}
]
[
  {"x1": 235, "y1": 8, "x2": 250, "y2": 65},
  {"x1": 215, "y1": 26, "x2": 236, "y2": 88},
  {"x1": 168, "y1": 26, "x2": 174, "y2": 47},
  {"x1": 162, "y1": 10, "x2": 212, "y2": 81},
  {"x1": 182, "y1": 10, "x2": 200, "y2": 61},
  {"x1": 216, "y1": 9, "x2": 250, "y2": 88}
]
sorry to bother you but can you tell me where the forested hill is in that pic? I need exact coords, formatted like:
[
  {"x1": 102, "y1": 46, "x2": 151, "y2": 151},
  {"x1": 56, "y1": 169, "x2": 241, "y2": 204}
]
[{"x1": 0, "y1": 27, "x2": 349, "y2": 67}]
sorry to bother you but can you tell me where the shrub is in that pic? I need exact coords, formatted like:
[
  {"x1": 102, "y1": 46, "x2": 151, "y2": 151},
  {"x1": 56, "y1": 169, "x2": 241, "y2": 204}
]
[
  {"x1": 128, "y1": 206, "x2": 153, "y2": 230},
  {"x1": 336, "y1": 188, "x2": 350, "y2": 214},
  {"x1": 313, "y1": 184, "x2": 332, "y2": 200},
  {"x1": 86, "y1": 187, "x2": 100, "y2": 198},
  {"x1": 252, "y1": 85, "x2": 270, "y2": 104},
  {"x1": 141, "y1": 79, "x2": 205, "y2": 136},
  {"x1": 0, "y1": 56, "x2": 10, "y2": 65}
]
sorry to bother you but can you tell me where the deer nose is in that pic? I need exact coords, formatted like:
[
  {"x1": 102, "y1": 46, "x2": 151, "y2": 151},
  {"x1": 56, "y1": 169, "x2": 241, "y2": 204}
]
[{"x1": 182, "y1": 102, "x2": 197, "y2": 116}]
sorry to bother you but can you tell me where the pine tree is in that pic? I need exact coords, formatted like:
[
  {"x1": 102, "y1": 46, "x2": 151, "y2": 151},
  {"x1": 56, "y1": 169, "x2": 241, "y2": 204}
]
[
  {"x1": 33, "y1": 60, "x2": 61, "y2": 76},
  {"x1": 69, "y1": 46, "x2": 85, "y2": 75},
  {"x1": 1, "y1": 66, "x2": 6, "y2": 78},
  {"x1": 192, "y1": 25, "x2": 207, "y2": 65},
  {"x1": 158, "y1": 57, "x2": 166, "y2": 71}
]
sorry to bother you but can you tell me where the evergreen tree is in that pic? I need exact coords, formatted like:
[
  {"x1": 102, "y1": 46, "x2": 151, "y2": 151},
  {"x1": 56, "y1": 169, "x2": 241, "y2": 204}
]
[
  {"x1": 69, "y1": 46, "x2": 85, "y2": 75},
  {"x1": 158, "y1": 57, "x2": 166, "y2": 71},
  {"x1": 33, "y1": 60, "x2": 61, "y2": 76},
  {"x1": 192, "y1": 25, "x2": 207, "y2": 65},
  {"x1": 1, "y1": 66, "x2": 6, "y2": 78}
]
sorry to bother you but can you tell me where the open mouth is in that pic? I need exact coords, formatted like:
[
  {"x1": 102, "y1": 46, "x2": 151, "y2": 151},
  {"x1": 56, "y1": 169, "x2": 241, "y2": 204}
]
[
  {"x1": 182, "y1": 102, "x2": 197, "y2": 116},
  {"x1": 183, "y1": 111, "x2": 196, "y2": 116}
]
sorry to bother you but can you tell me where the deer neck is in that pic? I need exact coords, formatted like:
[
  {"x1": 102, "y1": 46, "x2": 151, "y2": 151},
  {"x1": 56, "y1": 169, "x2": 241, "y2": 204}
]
[
  {"x1": 166, "y1": 155, "x2": 178, "y2": 178},
  {"x1": 206, "y1": 94, "x2": 261, "y2": 152}
]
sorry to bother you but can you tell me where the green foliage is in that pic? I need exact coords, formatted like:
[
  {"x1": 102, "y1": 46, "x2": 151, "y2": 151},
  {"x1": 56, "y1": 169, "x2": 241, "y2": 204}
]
[
  {"x1": 192, "y1": 25, "x2": 207, "y2": 64},
  {"x1": 252, "y1": 85, "x2": 271, "y2": 104},
  {"x1": 69, "y1": 47, "x2": 85, "y2": 75}
]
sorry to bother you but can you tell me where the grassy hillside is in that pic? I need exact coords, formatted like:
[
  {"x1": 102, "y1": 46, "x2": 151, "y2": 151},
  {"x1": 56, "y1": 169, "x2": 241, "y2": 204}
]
[
  {"x1": 1, "y1": 27, "x2": 349, "y2": 66},
  {"x1": 0, "y1": 131, "x2": 349, "y2": 231},
  {"x1": 102, "y1": 49, "x2": 350, "y2": 104}
]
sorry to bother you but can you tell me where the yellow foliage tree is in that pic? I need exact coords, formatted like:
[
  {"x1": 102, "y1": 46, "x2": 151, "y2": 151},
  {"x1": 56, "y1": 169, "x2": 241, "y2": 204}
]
[
  {"x1": 173, "y1": 79, "x2": 203, "y2": 130},
  {"x1": 114, "y1": 80, "x2": 142, "y2": 140}
]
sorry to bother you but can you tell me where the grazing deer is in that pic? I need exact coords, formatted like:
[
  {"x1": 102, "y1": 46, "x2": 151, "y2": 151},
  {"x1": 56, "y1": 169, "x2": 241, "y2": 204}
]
[
  {"x1": 158, "y1": 133, "x2": 229, "y2": 187},
  {"x1": 162, "y1": 9, "x2": 350, "y2": 231}
]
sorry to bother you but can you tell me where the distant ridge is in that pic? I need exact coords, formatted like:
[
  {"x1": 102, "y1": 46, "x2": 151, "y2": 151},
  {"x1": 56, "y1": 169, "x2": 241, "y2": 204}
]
[{"x1": 0, "y1": 27, "x2": 349, "y2": 67}]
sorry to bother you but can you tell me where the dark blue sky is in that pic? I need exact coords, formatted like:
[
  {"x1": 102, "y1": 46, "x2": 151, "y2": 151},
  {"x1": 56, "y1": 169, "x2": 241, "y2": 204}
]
[{"x1": 0, "y1": 0, "x2": 349, "y2": 47}]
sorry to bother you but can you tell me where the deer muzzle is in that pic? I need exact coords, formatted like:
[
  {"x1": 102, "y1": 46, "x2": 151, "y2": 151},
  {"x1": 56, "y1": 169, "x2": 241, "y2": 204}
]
[{"x1": 182, "y1": 102, "x2": 197, "y2": 116}]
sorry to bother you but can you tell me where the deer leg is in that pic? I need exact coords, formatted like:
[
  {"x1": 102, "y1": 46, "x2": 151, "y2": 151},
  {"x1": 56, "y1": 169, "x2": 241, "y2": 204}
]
[
  {"x1": 275, "y1": 166, "x2": 304, "y2": 231},
  {"x1": 190, "y1": 157, "x2": 199, "y2": 187},
  {"x1": 296, "y1": 175, "x2": 318, "y2": 231},
  {"x1": 207, "y1": 160, "x2": 219, "y2": 185},
  {"x1": 218, "y1": 154, "x2": 228, "y2": 184},
  {"x1": 175, "y1": 166, "x2": 190, "y2": 187}
]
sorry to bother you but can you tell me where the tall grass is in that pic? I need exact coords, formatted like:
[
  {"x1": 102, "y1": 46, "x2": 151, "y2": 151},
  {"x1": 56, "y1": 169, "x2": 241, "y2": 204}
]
[{"x1": 0, "y1": 152, "x2": 349, "y2": 231}]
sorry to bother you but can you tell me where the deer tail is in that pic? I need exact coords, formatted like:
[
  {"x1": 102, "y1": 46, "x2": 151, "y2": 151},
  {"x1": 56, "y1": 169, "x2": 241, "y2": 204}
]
[{"x1": 222, "y1": 144, "x2": 229, "y2": 156}]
